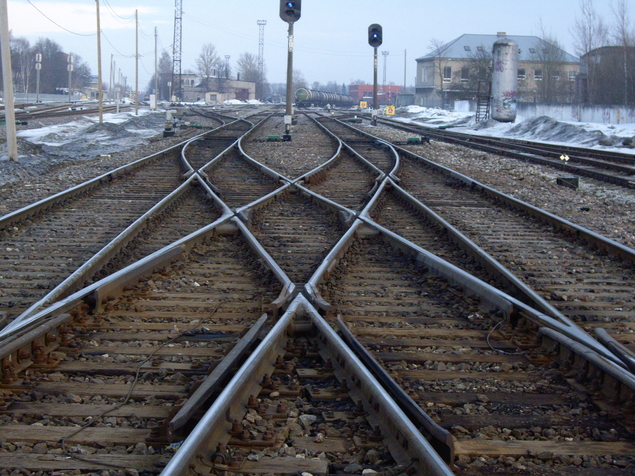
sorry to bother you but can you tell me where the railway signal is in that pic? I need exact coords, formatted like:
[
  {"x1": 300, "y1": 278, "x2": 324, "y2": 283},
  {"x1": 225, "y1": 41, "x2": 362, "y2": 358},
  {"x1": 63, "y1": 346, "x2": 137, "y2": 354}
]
[
  {"x1": 280, "y1": 0, "x2": 301, "y2": 140},
  {"x1": 279, "y1": 0, "x2": 301, "y2": 23},
  {"x1": 368, "y1": 23, "x2": 382, "y2": 47},
  {"x1": 368, "y1": 24, "x2": 383, "y2": 125}
]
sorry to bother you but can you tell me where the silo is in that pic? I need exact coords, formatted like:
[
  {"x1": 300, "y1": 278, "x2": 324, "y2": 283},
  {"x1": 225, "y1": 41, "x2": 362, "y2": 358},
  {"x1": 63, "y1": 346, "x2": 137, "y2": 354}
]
[{"x1": 491, "y1": 36, "x2": 519, "y2": 122}]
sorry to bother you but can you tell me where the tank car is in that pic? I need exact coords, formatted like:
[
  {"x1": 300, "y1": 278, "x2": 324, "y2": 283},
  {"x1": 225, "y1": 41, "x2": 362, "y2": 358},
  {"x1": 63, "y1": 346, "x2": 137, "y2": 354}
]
[{"x1": 295, "y1": 88, "x2": 356, "y2": 108}]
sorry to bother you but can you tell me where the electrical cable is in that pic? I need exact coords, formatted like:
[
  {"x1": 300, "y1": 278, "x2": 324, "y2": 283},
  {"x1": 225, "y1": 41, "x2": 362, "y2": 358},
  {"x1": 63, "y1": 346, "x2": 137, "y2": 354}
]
[
  {"x1": 60, "y1": 303, "x2": 223, "y2": 469},
  {"x1": 26, "y1": 0, "x2": 94, "y2": 37},
  {"x1": 139, "y1": 56, "x2": 153, "y2": 76},
  {"x1": 102, "y1": 0, "x2": 135, "y2": 23},
  {"x1": 486, "y1": 319, "x2": 527, "y2": 356},
  {"x1": 101, "y1": 30, "x2": 132, "y2": 58}
]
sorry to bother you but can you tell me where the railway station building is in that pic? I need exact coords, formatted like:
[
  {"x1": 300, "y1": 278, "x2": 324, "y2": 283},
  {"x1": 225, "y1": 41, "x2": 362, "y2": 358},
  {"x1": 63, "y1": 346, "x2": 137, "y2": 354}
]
[
  {"x1": 415, "y1": 33, "x2": 579, "y2": 109},
  {"x1": 178, "y1": 72, "x2": 256, "y2": 104}
]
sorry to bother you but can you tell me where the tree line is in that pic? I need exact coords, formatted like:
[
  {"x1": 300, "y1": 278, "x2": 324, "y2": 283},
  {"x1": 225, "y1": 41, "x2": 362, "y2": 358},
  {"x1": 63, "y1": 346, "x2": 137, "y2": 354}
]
[
  {"x1": 145, "y1": 42, "x2": 366, "y2": 102},
  {"x1": 571, "y1": 0, "x2": 635, "y2": 105},
  {"x1": 1, "y1": 34, "x2": 92, "y2": 97},
  {"x1": 428, "y1": 0, "x2": 634, "y2": 106},
  {"x1": 146, "y1": 44, "x2": 270, "y2": 101}
]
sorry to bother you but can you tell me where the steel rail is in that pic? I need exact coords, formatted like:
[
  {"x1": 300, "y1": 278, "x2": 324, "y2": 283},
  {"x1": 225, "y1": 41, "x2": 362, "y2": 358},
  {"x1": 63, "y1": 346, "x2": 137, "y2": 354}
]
[
  {"x1": 391, "y1": 141, "x2": 635, "y2": 263},
  {"x1": 375, "y1": 116, "x2": 635, "y2": 188},
  {"x1": 0, "y1": 210, "x2": 292, "y2": 343},
  {"x1": 159, "y1": 294, "x2": 455, "y2": 476},
  {"x1": 360, "y1": 178, "x2": 566, "y2": 322},
  {"x1": 181, "y1": 119, "x2": 253, "y2": 174},
  {"x1": 336, "y1": 315, "x2": 455, "y2": 464},
  {"x1": 309, "y1": 113, "x2": 635, "y2": 371},
  {"x1": 0, "y1": 126, "x2": 221, "y2": 229},
  {"x1": 316, "y1": 115, "x2": 402, "y2": 180},
  {"x1": 304, "y1": 217, "x2": 635, "y2": 398},
  {"x1": 4, "y1": 176, "x2": 233, "y2": 333}
]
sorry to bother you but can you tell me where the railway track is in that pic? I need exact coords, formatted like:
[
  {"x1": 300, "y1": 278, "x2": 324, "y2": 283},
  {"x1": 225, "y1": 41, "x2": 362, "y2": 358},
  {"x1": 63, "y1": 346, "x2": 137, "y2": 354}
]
[
  {"x1": 6, "y1": 103, "x2": 132, "y2": 121},
  {"x1": 369, "y1": 115, "x2": 635, "y2": 189},
  {"x1": 328, "y1": 117, "x2": 635, "y2": 359},
  {"x1": 1, "y1": 107, "x2": 635, "y2": 474},
  {"x1": 1, "y1": 107, "x2": 226, "y2": 216},
  {"x1": 241, "y1": 114, "x2": 341, "y2": 180},
  {"x1": 0, "y1": 114, "x2": 261, "y2": 329},
  {"x1": 0, "y1": 220, "x2": 287, "y2": 473},
  {"x1": 312, "y1": 223, "x2": 635, "y2": 475},
  {"x1": 0, "y1": 146, "x2": 188, "y2": 322},
  {"x1": 316, "y1": 116, "x2": 398, "y2": 175}
]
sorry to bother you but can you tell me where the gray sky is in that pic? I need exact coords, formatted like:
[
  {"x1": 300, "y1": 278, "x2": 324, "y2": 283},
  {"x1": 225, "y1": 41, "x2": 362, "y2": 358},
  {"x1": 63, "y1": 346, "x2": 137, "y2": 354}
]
[{"x1": 7, "y1": 0, "x2": 626, "y2": 89}]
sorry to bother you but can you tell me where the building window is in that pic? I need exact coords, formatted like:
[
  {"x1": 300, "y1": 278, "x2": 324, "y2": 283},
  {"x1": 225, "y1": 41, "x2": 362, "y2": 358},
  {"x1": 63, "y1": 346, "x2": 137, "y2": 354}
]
[
  {"x1": 477, "y1": 46, "x2": 484, "y2": 52},
  {"x1": 460, "y1": 67, "x2": 469, "y2": 82},
  {"x1": 464, "y1": 46, "x2": 471, "y2": 52},
  {"x1": 534, "y1": 69, "x2": 543, "y2": 80},
  {"x1": 568, "y1": 70, "x2": 576, "y2": 81},
  {"x1": 517, "y1": 68, "x2": 526, "y2": 80},
  {"x1": 443, "y1": 66, "x2": 452, "y2": 83},
  {"x1": 529, "y1": 47, "x2": 536, "y2": 54}
]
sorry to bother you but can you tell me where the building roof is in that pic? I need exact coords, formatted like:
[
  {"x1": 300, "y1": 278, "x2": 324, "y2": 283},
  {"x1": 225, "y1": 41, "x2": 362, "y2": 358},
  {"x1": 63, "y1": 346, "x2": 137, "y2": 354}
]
[{"x1": 416, "y1": 34, "x2": 579, "y2": 63}]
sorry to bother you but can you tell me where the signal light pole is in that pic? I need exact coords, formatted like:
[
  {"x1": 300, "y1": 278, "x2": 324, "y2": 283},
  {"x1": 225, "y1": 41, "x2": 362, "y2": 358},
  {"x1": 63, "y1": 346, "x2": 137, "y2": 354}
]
[
  {"x1": 280, "y1": 1, "x2": 301, "y2": 140},
  {"x1": 368, "y1": 24, "x2": 382, "y2": 126},
  {"x1": 0, "y1": 0, "x2": 17, "y2": 161}
]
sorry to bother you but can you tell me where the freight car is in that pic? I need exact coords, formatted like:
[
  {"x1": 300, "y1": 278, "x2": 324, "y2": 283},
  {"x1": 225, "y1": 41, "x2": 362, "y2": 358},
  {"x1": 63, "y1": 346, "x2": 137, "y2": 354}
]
[{"x1": 295, "y1": 88, "x2": 356, "y2": 108}]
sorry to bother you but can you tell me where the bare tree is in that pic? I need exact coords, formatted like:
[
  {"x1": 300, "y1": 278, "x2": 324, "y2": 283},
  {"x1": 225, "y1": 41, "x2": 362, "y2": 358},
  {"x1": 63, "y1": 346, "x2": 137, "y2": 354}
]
[
  {"x1": 195, "y1": 43, "x2": 220, "y2": 90},
  {"x1": 70, "y1": 54, "x2": 91, "y2": 91},
  {"x1": 237, "y1": 51, "x2": 268, "y2": 98},
  {"x1": 292, "y1": 69, "x2": 307, "y2": 90},
  {"x1": 428, "y1": 38, "x2": 451, "y2": 106},
  {"x1": 11, "y1": 36, "x2": 32, "y2": 93},
  {"x1": 464, "y1": 44, "x2": 493, "y2": 95},
  {"x1": 610, "y1": 0, "x2": 635, "y2": 104},
  {"x1": 145, "y1": 51, "x2": 172, "y2": 100},
  {"x1": 325, "y1": 80, "x2": 339, "y2": 93},
  {"x1": 571, "y1": 0, "x2": 608, "y2": 103},
  {"x1": 531, "y1": 22, "x2": 572, "y2": 103}
]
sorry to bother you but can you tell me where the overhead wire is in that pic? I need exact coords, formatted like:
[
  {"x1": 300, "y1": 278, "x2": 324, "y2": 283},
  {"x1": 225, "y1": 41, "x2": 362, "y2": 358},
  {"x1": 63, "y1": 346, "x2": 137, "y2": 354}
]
[
  {"x1": 139, "y1": 57, "x2": 153, "y2": 76},
  {"x1": 101, "y1": 30, "x2": 132, "y2": 59},
  {"x1": 102, "y1": 0, "x2": 135, "y2": 23},
  {"x1": 25, "y1": 0, "x2": 94, "y2": 37},
  {"x1": 60, "y1": 304, "x2": 223, "y2": 469}
]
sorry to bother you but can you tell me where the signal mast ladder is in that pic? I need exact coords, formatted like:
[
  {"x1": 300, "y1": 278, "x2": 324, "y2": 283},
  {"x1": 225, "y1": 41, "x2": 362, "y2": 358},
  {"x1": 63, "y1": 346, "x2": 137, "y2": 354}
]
[{"x1": 475, "y1": 80, "x2": 491, "y2": 122}]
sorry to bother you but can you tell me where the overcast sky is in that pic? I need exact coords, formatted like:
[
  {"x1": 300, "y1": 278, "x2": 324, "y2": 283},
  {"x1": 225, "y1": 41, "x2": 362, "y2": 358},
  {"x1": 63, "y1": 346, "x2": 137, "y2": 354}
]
[{"x1": 7, "y1": 0, "x2": 627, "y2": 90}]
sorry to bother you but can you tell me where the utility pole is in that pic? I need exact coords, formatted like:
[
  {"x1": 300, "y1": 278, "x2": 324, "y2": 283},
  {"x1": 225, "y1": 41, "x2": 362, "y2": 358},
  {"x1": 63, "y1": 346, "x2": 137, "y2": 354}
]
[
  {"x1": 154, "y1": 26, "x2": 158, "y2": 108},
  {"x1": 381, "y1": 50, "x2": 389, "y2": 95},
  {"x1": 403, "y1": 49, "x2": 407, "y2": 94},
  {"x1": 109, "y1": 54, "x2": 113, "y2": 103},
  {"x1": 257, "y1": 20, "x2": 266, "y2": 100},
  {"x1": 0, "y1": 0, "x2": 18, "y2": 161},
  {"x1": 67, "y1": 55, "x2": 73, "y2": 103},
  {"x1": 35, "y1": 53, "x2": 42, "y2": 103},
  {"x1": 171, "y1": 0, "x2": 182, "y2": 102},
  {"x1": 135, "y1": 9, "x2": 138, "y2": 115},
  {"x1": 96, "y1": 0, "x2": 103, "y2": 123}
]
